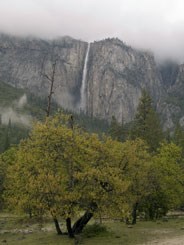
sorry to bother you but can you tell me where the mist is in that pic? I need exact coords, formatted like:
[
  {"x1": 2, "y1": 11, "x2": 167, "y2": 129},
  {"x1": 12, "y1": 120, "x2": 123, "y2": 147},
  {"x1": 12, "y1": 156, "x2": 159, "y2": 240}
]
[
  {"x1": 0, "y1": 94, "x2": 32, "y2": 127},
  {"x1": 0, "y1": 0, "x2": 184, "y2": 62}
]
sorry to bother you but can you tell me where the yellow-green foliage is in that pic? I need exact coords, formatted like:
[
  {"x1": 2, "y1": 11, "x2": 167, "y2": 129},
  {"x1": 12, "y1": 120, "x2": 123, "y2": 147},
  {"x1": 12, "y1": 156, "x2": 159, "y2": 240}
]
[
  {"x1": 2, "y1": 113, "x2": 184, "y2": 227},
  {"x1": 139, "y1": 142, "x2": 184, "y2": 219},
  {"x1": 0, "y1": 147, "x2": 17, "y2": 209},
  {"x1": 149, "y1": 143, "x2": 183, "y2": 209},
  {"x1": 4, "y1": 114, "x2": 130, "y2": 220}
]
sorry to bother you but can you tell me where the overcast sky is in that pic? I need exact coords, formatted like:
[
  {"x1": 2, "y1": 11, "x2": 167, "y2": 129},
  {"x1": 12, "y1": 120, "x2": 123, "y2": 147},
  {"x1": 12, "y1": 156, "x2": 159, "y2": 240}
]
[{"x1": 0, "y1": 0, "x2": 184, "y2": 62}]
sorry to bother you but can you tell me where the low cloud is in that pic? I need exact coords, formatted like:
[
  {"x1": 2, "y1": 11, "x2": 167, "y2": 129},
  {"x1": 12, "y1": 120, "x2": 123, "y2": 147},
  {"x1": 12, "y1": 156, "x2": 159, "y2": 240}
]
[
  {"x1": 0, "y1": 94, "x2": 32, "y2": 127},
  {"x1": 0, "y1": 0, "x2": 184, "y2": 62},
  {"x1": 1, "y1": 107, "x2": 32, "y2": 127},
  {"x1": 55, "y1": 90, "x2": 75, "y2": 112},
  {"x1": 14, "y1": 94, "x2": 27, "y2": 108}
]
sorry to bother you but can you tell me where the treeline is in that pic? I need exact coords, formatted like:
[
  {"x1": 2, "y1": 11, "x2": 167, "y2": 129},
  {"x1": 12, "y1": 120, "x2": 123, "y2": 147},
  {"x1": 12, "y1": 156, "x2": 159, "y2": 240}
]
[
  {"x1": 0, "y1": 91, "x2": 184, "y2": 239},
  {"x1": 0, "y1": 79, "x2": 110, "y2": 153},
  {"x1": 108, "y1": 90, "x2": 184, "y2": 154}
]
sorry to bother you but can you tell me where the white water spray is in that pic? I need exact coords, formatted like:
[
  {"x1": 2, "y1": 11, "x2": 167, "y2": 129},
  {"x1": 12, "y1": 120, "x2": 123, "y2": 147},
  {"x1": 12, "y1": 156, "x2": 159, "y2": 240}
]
[{"x1": 80, "y1": 43, "x2": 90, "y2": 112}]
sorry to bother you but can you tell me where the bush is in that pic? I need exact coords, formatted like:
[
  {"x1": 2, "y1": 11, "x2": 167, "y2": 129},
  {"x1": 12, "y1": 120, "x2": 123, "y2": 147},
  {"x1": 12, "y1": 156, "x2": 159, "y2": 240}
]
[{"x1": 83, "y1": 223, "x2": 108, "y2": 238}]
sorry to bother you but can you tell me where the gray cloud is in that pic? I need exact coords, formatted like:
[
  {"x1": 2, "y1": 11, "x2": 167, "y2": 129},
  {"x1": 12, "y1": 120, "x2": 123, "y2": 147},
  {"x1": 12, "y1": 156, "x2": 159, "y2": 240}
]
[{"x1": 0, "y1": 0, "x2": 184, "y2": 62}]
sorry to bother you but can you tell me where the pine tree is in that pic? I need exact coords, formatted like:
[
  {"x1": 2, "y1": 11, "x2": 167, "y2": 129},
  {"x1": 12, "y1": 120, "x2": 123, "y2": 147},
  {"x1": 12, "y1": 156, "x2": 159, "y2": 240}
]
[
  {"x1": 108, "y1": 116, "x2": 125, "y2": 142},
  {"x1": 131, "y1": 90, "x2": 163, "y2": 152},
  {"x1": 4, "y1": 120, "x2": 12, "y2": 151},
  {"x1": 4, "y1": 131, "x2": 10, "y2": 152}
]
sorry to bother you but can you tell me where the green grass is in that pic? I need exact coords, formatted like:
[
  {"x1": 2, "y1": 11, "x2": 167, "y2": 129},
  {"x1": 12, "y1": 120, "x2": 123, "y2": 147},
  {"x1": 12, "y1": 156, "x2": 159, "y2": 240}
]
[
  {"x1": 0, "y1": 233, "x2": 74, "y2": 245},
  {"x1": 1, "y1": 213, "x2": 184, "y2": 245},
  {"x1": 81, "y1": 218, "x2": 184, "y2": 245}
]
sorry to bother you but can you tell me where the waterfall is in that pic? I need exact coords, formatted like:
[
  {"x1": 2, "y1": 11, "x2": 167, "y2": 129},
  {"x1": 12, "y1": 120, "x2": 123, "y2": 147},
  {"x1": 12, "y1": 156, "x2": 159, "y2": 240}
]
[{"x1": 80, "y1": 43, "x2": 90, "y2": 112}]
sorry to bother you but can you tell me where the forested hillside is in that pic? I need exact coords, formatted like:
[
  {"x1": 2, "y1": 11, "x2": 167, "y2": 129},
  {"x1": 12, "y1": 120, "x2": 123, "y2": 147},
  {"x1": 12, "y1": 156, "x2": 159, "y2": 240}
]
[{"x1": 0, "y1": 80, "x2": 110, "y2": 152}]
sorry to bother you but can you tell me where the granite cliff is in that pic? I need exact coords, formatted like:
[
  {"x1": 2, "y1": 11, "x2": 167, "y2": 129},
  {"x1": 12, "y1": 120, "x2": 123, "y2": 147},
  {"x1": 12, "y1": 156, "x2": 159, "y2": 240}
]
[
  {"x1": 0, "y1": 33, "x2": 183, "y2": 129},
  {"x1": 0, "y1": 34, "x2": 87, "y2": 111},
  {"x1": 86, "y1": 38, "x2": 163, "y2": 122}
]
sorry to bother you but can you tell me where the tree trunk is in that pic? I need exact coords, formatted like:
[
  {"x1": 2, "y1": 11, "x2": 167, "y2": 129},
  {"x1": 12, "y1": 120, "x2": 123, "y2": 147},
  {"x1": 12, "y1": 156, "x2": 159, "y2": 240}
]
[
  {"x1": 53, "y1": 217, "x2": 62, "y2": 235},
  {"x1": 28, "y1": 209, "x2": 32, "y2": 219},
  {"x1": 149, "y1": 206, "x2": 155, "y2": 220},
  {"x1": 72, "y1": 211, "x2": 93, "y2": 234},
  {"x1": 42, "y1": 59, "x2": 57, "y2": 117},
  {"x1": 132, "y1": 202, "x2": 139, "y2": 225},
  {"x1": 66, "y1": 217, "x2": 75, "y2": 238}
]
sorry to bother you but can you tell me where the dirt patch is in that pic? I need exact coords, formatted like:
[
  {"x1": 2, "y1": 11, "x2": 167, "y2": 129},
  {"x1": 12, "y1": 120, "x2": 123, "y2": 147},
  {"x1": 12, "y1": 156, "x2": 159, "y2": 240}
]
[{"x1": 144, "y1": 235, "x2": 184, "y2": 245}]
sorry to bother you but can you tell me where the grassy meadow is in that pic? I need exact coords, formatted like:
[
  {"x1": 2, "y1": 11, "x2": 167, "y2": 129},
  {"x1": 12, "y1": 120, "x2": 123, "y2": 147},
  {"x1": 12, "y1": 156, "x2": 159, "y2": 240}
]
[{"x1": 1, "y1": 213, "x2": 184, "y2": 245}]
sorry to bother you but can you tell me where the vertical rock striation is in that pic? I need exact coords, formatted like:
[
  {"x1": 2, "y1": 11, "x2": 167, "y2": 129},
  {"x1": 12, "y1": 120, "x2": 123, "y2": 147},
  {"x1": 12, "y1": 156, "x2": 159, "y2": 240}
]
[{"x1": 86, "y1": 38, "x2": 163, "y2": 122}]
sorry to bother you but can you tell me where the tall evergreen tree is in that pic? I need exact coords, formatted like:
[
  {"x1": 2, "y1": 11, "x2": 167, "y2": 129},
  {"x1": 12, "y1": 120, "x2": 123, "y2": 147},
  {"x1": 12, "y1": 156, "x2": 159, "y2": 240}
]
[
  {"x1": 131, "y1": 90, "x2": 163, "y2": 152},
  {"x1": 4, "y1": 120, "x2": 11, "y2": 151},
  {"x1": 4, "y1": 131, "x2": 10, "y2": 152},
  {"x1": 108, "y1": 116, "x2": 125, "y2": 142}
]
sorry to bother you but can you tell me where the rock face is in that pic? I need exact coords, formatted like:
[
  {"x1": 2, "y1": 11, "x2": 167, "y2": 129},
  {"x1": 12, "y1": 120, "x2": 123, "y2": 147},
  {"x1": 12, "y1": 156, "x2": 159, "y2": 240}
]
[
  {"x1": 0, "y1": 34, "x2": 87, "y2": 111},
  {"x1": 154, "y1": 61, "x2": 184, "y2": 129},
  {"x1": 86, "y1": 38, "x2": 163, "y2": 122},
  {"x1": 0, "y1": 33, "x2": 184, "y2": 128}
]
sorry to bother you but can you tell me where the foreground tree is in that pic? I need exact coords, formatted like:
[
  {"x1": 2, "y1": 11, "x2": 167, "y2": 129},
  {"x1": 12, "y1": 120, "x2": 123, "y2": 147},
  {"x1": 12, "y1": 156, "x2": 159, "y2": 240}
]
[
  {"x1": 4, "y1": 114, "x2": 130, "y2": 237},
  {"x1": 117, "y1": 139, "x2": 151, "y2": 224},
  {"x1": 0, "y1": 147, "x2": 16, "y2": 210},
  {"x1": 140, "y1": 143, "x2": 184, "y2": 219}
]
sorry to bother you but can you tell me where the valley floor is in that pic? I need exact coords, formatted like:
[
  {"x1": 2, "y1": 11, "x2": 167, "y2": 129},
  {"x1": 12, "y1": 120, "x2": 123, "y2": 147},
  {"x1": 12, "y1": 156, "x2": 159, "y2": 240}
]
[{"x1": 1, "y1": 213, "x2": 184, "y2": 245}]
